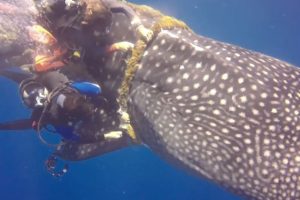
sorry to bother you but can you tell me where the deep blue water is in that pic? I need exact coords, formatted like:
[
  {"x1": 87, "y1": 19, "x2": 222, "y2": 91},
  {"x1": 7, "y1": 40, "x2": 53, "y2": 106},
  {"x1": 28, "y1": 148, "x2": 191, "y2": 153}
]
[{"x1": 0, "y1": 0, "x2": 300, "y2": 199}]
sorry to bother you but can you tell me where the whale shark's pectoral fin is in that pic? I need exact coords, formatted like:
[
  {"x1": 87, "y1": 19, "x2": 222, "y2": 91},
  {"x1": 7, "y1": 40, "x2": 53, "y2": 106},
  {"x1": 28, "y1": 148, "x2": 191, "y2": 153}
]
[{"x1": 54, "y1": 133, "x2": 132, "y2": 161}]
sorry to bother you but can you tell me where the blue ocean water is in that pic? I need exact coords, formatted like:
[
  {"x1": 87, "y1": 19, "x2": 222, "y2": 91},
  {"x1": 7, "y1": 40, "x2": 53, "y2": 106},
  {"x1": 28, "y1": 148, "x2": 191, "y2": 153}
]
[{"x1": 0, "y1": 0, "x2": 299, "y2": 199}]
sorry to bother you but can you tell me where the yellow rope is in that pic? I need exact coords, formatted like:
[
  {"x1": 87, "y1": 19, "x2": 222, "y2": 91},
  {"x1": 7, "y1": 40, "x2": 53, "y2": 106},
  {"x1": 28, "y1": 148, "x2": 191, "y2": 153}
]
[
  {"x1": 118, "y1": 15, "x2": 190, "y2": 142},
  {"x1": 118, "y1": 40, "x2": 147, "y2": 110}
]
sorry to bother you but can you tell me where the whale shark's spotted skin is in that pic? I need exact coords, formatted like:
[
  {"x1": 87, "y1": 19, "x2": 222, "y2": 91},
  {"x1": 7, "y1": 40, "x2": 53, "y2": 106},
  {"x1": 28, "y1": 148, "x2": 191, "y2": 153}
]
[{"x1": 129, "y1": 28, "x2": 300, "y2": 200}]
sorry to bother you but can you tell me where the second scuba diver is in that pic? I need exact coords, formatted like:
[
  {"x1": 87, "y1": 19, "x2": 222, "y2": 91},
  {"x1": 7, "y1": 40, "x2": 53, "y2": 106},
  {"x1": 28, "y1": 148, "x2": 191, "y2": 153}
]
[
  {"x1": 0, "y1": 70, "x2": 110, "y2": 143},
  {"x1": 30, "y1": 0, "x2": 153, "y2": 73}
]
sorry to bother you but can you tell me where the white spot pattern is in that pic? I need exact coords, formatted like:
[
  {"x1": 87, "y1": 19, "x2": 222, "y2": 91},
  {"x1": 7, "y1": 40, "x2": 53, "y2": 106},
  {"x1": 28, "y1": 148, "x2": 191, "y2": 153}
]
[{"x1": 129, "y1": 29, "x2": 300, "y2": 200}]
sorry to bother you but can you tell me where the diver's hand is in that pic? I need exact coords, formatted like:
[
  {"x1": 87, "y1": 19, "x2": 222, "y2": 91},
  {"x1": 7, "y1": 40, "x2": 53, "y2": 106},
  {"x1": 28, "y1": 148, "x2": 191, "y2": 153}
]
[
  {"x1": 136, "y1": 25, "x2": 153, "y2": 42},
  {"x1": 110, "y1": 41, "x2": 134, "y2": 53},
  {"x1": 20, "y1": 64, "x2": 35, "y2": 72},
  {"x1": 104, "y1": 131, "x2": 123, "y2": 139}
]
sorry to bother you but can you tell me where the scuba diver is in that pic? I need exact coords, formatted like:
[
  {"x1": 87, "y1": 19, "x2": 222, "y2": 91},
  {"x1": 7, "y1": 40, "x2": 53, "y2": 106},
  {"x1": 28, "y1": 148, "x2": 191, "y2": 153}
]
[
  {"x1": 30, "y1": 0, "x2": 153, "y2": 73},
  {"x1": 0, "y1": 68, "x2": 112, "y2": 177},
  {"x1": 0, "y1": 70, "x2": 103, "y2": 142}
]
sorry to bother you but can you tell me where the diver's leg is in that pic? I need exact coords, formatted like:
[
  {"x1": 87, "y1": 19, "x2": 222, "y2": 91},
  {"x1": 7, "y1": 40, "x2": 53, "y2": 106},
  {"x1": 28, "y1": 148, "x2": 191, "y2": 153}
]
[{"x1": 54, "y1": 134, "x2": 132, "y2": 161}]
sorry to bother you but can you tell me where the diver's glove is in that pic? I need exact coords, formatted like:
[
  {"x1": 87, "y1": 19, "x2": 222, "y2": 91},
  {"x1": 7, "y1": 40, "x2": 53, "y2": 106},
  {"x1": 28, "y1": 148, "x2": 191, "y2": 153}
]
[
  {"x1": 131, "y1": 17, "x2": 153, "y2": 42},
  {"x1": 136, "y1": 24, "x2": 153, "y2": 42},
  {"x1": 20, "y1": 64, "x2": 35, "y2": 72},
  {"x1": 104, "y1": 131, "x2": 123, "y2": 139},
  {"x1": 109, "y1": 41, "x2": 134, "y2": 53}
]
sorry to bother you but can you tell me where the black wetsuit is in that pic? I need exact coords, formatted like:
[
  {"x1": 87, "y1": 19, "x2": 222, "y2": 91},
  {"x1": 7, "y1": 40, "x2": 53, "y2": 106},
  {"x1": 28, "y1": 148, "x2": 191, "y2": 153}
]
[
  {"x1": 0, "y1": 71, "x2": 96, "y2": 141},
  {"x1": 39, "y1": 0, "x2": 141, "y2": 59}
]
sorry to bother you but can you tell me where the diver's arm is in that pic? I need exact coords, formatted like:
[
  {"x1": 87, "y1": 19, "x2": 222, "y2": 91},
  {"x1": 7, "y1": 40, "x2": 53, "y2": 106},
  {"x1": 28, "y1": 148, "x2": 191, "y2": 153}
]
[
  {"x1": 0, "y1": 119, "x2": 33, "y2": 131},
  {"x1": 92, "y1": 42, "x2": 134, "y2": 56}
]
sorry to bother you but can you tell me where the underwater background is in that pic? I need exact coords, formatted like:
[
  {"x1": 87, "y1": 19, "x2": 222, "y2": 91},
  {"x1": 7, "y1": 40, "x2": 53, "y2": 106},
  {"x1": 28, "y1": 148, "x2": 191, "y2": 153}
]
[{"x1": 0, "y1": 0, "x2": 299, "y2": 199}]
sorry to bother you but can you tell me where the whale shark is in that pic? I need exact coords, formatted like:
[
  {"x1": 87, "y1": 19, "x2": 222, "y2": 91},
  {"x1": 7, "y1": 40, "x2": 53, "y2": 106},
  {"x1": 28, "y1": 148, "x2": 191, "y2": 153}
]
[{"x1": 0, "y1": 1, "x2": 299, "y2": 199}]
